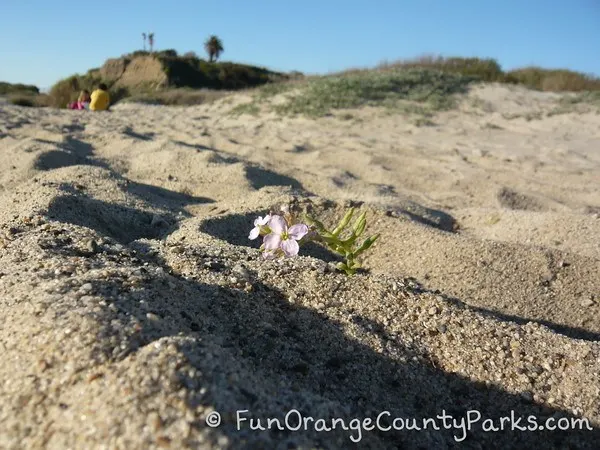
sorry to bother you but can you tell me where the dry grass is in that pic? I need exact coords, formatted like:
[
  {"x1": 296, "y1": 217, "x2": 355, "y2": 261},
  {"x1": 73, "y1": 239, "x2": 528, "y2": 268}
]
[
  {"x1": 335, "y1": 55, "x2": 505, "y2": 82},
  {"x1": 507, "y1": 67, "x2": 600, "y2": 92},
  {"x1": 122, "y1": 88, "x2": 232, "y2": 106},
  {"x1": 0, "y1": 82, "x2": 39, "y2": 96},
  {"x1": 7, "y1": 93, "x2": 50, "y2": 107},
  {"x1": 334, "y1": 55, "x2": 600, "y2": 93}
]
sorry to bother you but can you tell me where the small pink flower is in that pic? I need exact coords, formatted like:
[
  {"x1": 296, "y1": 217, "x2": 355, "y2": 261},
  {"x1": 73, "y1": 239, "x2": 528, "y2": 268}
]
[{"x1": 263, "y1": 215, "x2": 308, "y2": 257}]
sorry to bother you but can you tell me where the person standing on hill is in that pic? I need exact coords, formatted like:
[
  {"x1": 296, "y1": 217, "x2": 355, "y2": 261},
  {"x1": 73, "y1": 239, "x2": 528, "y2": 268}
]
[{"x1": 90, "y1": 83, "x2": 110, "y2": 111}]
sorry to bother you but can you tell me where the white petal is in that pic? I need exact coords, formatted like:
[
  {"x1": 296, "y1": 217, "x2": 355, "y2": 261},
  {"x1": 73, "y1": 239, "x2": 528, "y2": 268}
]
[
  {"x1": 248, "y1": 227, "x2": 260, "y2": 240},
  {"x1": 258, "y1": 214, "x2": 271, "y2": 226}
]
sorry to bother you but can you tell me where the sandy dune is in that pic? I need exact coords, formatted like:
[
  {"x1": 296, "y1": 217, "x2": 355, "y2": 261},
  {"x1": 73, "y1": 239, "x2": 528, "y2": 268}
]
[{"x1": 0, "y1": 84, "x2": 599, "y2": 448}]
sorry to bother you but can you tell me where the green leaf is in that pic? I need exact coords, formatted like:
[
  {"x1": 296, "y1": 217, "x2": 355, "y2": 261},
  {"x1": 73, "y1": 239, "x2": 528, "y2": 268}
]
[
  {"x1": 353, "y1": 233, "x2": 380, "y2": 257},
  {"x1": 331, "y1": 246, "x2": 346, "y2": 257},
  {"x1": 336, "y1": 261, "x2": 356, "y2": 276},
  {"x1": 336, "y1": 262, "x2": 348, "y2": 271},
  {"x1": 303, "y1": 214, "x2": 325, "y2": 230},
  {"x1": 319, "y1": 235, "x2": 342, "y2": 246},
  {"x1": 304, "y1": 214, "x2": 337, "y2": 239},
  {"x1": 302, "y1": 213, "x2": 315, "y2": 223},
  {"x1": 351, "y1": 212, "x2": 367, "y2": 233},
  {"x1": 332, "y1": 208, "x2": 354, "y2": 236},
  {"x1": 336, "y1": 212, "x2": 367, "y2": 247},
  {"x1": 353, "y1": 215, "x2": 367, "y2": 237},
  {"x1": 340, "y1": 232, "x2": 359, "y2": 247}
]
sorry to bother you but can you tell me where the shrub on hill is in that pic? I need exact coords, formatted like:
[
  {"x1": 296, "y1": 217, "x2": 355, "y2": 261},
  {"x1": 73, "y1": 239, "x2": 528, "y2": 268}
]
[
  {"x1": 372, "y1": 56, "x2": 599, "y2": 92},
  {"x1": 7, "y1": 93, "x2": 50, "y2": 107},
  {"x1": 8, "y1": 95, "x2": 36, "y2": 107},
  {"x1": 0, "y1": 82, "x2": 40, "y2": 95},
  {"x1": 122, "y1": 88, "x2": 230, "y2": 106},
  {"x1": 378, "y1": 56, "x2": 506, "y2": 82},
  {"x1": 157, "y1": 54, "x2": 284, "y2": 89},
  {"x1": 506, "y1": 67, "x2": 600, "y2": 92}
]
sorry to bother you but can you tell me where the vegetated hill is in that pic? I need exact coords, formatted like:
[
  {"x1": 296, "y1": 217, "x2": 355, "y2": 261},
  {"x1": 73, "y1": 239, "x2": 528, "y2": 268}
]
[
  {"x1": 230, "y1": 56, "x2": 600, "y2": 119},
  {"x1": 0, "y1": 82, "x2": 50, "y2": 107},
  {"x1": 34, "y1": 54, "x2": 600, "y2": 110},
  {"x1": 47, "y1": 50, "x2": 290, "y2": 108},
  {"x1": 0, "y1": 81, "x2": 40, "y2": 96}
]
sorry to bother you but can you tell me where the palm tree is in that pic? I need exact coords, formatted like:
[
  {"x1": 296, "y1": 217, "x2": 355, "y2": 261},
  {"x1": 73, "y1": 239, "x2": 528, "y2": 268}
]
[
  {"x1": 204, "y1": 35, "x2": 224, "y2": 63},
  {"x1": 142, "y1": 33, "x2": 147, "y2": 51},
  {"x1": 148, "y1": 33, "x2": 155, "y2": 53}
]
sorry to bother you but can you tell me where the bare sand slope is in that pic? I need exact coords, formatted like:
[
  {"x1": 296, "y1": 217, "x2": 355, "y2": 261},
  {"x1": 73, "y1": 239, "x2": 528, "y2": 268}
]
[{"x1": 0, "y1": 84, "x2": 599, "y2": 449}]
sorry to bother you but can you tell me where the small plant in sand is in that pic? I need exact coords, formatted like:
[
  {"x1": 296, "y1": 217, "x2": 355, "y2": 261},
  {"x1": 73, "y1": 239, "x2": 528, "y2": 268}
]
[
  {"x1": 249, "y1": 207, "x2": 379, "y2": 275},
  {"x1": 303, "y1": 208, "x2": 380, "y2": 275}
]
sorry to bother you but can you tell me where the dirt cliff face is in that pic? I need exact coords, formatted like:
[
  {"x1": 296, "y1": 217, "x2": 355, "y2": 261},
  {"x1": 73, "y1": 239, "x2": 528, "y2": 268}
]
[
  {"x1": 100, "y1": 56, "x2": 168, "y2": 89},
  {"x1": 99, "y1": 58, "x2": 129, "y2": 82},
  {"x1": 95, "y1": 54, "x2": 289, "y2": 93}
]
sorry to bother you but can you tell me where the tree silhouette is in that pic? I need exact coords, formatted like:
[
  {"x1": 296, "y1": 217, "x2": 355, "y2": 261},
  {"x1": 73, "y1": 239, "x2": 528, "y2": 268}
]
[
  {"x1": 204, "y1": 35, "x2": 224, "y2": 63},
  {"x1": 142, "y1": 33, "x2": 147, "y2": 51},
  {"x1": 148, "y1": 33, "x2": 155, "y2": 53}
]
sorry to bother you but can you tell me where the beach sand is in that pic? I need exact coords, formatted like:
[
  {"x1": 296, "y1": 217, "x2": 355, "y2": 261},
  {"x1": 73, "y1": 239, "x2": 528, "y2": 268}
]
[{"x1": 0, "y1": 84, "x2": 599, "y2": 448}]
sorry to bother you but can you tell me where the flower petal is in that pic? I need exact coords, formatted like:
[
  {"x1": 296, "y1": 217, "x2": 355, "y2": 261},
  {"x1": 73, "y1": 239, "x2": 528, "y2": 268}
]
[
  {"x1": 263, "y1": 233, "x2": 282, "y2": 251},
  {"x1": 288, "y1": 224, "x2": 308, "y2": 240},
  {"x1": 268, "y1": 215, "x2": 287, "y2": 234},
  {"x1": 281, "y1": 239, "x2": 299, "y2": 257},
  {"x1": 248, "y1": 227, "x2": 260, "y2": 240},
  {"x1": 258, "y1": 214, "x2": 271, "y2": 226}
]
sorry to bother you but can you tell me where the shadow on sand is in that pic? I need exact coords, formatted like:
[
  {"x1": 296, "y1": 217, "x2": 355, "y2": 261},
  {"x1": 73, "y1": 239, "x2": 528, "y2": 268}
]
[
  {"x1": 385, "y1": 202, "x2": 457, "y2": 233},
  {"x1": 35, "y1": 134, "x2": 214, "y2": 243},
  {"x1": 34, "y1": 136, "x2": 110, "y2": 171},
  {"x1": 245, "y1": 165, "x2": 306, "y2": 191},
  {"x1": 122, "y1": 126, "x2": 156, "y2": 141}
]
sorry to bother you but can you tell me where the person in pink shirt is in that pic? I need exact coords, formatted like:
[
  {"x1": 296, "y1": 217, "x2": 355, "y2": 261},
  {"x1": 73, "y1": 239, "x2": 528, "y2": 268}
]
[{"x1": 67, "y1": 90, "x2": 91, "y2": 110}]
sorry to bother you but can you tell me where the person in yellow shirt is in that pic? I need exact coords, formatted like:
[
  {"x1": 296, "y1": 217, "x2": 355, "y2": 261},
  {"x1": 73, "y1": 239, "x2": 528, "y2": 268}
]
[{"x1": 90, "y1": 83, "x2": 110, "y2": 111}]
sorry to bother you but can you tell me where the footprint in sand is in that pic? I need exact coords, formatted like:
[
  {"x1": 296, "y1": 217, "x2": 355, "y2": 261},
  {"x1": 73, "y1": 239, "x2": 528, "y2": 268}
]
[
  {"x1": 330, "y1": 171, "x2": 359, "y2": 188},
  {"x1": 496, "y1": 186, "x2": 548, "y2": 212}
]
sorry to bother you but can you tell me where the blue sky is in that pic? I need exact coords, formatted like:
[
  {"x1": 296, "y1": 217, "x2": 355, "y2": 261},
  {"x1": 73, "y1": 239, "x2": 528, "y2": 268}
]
[{"x1": 1, "y1": 0, "x2": 598, "y2": 89}]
